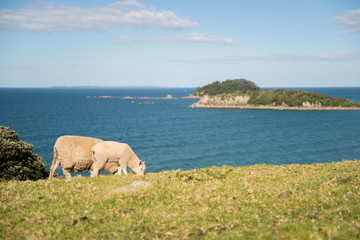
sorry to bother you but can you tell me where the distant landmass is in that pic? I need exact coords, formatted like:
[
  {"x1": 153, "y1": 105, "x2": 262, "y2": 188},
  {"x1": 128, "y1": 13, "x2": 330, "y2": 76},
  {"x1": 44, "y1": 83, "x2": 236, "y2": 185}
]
[
  {"x1": 51, "y1": 86, "x2": 190, "y2": 89},
  {"x1": 190, "y1": 79, "x2": 360, "y2": 110}
]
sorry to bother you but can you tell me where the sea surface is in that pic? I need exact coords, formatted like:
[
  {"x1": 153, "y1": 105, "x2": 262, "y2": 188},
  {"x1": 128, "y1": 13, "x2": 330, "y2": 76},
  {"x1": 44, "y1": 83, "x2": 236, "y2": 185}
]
[{"x1": 1, "y1": 87, "x2": 360, "y2": 177}]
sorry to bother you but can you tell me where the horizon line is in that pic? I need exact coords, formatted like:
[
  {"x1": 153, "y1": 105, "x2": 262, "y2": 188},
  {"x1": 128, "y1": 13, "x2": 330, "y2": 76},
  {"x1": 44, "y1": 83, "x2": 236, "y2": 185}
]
[{"x1": 1, "y1": 85, "x2": 360, "y2": 89}]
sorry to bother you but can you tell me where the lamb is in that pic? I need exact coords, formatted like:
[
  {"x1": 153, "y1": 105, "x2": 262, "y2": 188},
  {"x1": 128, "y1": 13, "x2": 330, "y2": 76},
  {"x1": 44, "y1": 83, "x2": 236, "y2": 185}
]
[
  {"x1": 48, "y1": 136, "x2": 118, "y2": 181},
  {"x1": 91, "y1": 141, "x2": 146, "y2": 177}
]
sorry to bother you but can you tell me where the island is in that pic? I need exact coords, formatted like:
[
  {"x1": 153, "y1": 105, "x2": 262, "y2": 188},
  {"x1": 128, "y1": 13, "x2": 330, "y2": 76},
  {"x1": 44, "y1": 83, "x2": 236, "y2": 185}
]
[
  {"x1": 189, "y1": 79, "x2": 360, "y2": 110},
  {"x1": 87, "y1": 94, "x2": 178, "y2": 100},
  {"x1": 138, "y1": 94, "x2": 177, "y2": 100}
]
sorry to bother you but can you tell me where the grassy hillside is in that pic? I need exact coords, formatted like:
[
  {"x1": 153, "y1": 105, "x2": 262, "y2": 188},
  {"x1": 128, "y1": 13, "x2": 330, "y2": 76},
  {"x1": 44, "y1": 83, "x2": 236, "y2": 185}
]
[{"x1": 1, "y1": 160, "x2": 360, "y2": 239}]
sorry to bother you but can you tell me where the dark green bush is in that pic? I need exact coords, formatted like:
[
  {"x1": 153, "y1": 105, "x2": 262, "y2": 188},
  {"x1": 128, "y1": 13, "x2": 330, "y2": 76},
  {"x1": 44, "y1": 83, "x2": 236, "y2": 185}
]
[
  {"x1": 0, "y1": 126, "x2": 48, "y2": 181},
  {"x1": 193, "y1": 79, "x2": 260, "y2": 96}
]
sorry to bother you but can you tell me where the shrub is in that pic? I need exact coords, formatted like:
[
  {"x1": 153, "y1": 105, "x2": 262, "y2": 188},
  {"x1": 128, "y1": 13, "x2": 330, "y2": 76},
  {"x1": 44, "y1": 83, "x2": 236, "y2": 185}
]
[
  {"x1": 193, "y1": 79, "x2": 260, "y2": 96},
  {"x1": 0, "y1": 126, "x2": 48, "y2": 181}
]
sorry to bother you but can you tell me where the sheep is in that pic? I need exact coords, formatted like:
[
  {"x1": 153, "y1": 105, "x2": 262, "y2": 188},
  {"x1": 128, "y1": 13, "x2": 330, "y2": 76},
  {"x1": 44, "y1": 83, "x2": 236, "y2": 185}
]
[
  {"x1": 91, "y1": 141, "x2": 146, "y2": 177},
  {"x1": 48, "y1": 136, "x2": 118, "y2": 181}
]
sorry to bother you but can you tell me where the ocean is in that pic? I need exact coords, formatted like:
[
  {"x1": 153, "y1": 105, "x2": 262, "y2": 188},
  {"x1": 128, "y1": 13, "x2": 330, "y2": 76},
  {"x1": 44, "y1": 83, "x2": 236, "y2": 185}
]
[{"x1": 1, "y1": 87, "x2": 359, "y2": 177}]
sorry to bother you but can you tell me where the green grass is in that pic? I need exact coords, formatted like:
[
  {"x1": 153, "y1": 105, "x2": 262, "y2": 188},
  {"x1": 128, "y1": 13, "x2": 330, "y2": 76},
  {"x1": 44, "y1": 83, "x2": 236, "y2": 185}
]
[{"x1": 1, "y1": 160, "x2": 360, "y2": 239}]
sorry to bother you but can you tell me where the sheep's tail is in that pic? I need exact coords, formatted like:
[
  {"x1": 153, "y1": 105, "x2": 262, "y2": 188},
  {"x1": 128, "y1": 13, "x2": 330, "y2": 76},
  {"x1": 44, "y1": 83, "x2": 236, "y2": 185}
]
[{"x1": 49, "y1": 148, "x2": 60, "y2": 180}]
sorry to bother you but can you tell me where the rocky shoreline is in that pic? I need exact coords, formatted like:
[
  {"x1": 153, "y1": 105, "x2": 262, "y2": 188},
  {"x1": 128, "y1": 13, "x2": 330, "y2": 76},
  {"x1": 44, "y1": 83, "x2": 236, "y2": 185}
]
[
  {"x1": 87, "y1": 94, "x2": 181, "y2": 100},
  {"x1": 190, "y1": 103, "x2": 360, "y2": 111},
  {"x1": 190, "y1": 95, "x2": 360, "y2": 111}
]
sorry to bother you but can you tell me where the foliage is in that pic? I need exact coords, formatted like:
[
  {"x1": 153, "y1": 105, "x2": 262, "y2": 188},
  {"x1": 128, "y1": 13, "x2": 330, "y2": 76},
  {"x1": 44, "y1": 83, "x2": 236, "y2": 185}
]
[
  {"x1": 1, "y1": 160, "x2": 359, "y2": 239},
  {"x1": 201, "y1": 87, "x2": 360, "y2": 107},
  {"x1": 247, "y1": 89, "x2": 360, "y2": 107},
  {"x1": 0, "y1": 126, "x2": 48, "y2": 181},
  {"x1": 193, "y1": 79, "x2": 260, "y2": 96},
  {"x1": 192, "y1": 79, "x2": 360, "y2": 107}
]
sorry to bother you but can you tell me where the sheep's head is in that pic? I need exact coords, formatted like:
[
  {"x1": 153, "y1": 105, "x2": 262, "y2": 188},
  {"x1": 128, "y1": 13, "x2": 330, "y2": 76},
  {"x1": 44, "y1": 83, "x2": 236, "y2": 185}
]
[{"x1": 136, "y1": 160, "x2": 146, "y2": 175}]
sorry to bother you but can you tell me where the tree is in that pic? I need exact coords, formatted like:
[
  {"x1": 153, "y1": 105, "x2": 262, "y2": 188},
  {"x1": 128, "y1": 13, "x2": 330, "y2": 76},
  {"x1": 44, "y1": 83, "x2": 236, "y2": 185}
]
[
  {"x1": 0, "y1": 126, "x2": 49, "y2": 181},
  {"x1": 193, "y1": 79, "x2": 260, "y2": 96}
]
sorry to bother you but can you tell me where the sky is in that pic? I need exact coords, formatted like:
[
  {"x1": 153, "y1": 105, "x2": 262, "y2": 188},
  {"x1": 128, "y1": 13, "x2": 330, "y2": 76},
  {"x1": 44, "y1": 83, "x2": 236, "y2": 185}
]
[{"x1": 0, "y1": 0, "x2": 359, "y2": 88}]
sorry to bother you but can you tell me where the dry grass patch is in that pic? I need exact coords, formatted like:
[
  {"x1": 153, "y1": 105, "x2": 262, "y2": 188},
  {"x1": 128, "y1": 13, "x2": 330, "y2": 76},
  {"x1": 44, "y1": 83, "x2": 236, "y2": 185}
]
[{"x1": 1, "y1": 160, "x2": 359, "y2": 239}]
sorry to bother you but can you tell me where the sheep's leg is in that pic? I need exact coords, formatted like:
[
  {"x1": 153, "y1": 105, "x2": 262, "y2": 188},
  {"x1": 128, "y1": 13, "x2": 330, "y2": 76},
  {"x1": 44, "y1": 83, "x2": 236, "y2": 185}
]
[
  {"x1": 62, "y1": 168, "x2": 72, "y2": 182},
  {"x1": 90, "y1": 151, "x2": 98, "y2": 177},
  {"x1": 49, "y1": 160, "x2": 60, "y2": 180},
  {"x1": 90, "y1": 164, "x2": 99, "y2": 177},
  {"x1": 117, "y1": 166, "x2": 122, "y2": 175},
  {"x1": 90, "y1": 168, "x2": 95, "y2": 177},
  {"x1": 91, "y1": 152, "x2": 105, "y2": 177},
  {"x1": 122, "y1": 166, "x2": 128, "y2": 175},
  {"x1": 120, "y1": 162, "x2": 128, "y2": 175},
  {"x1": 49, "y1": 150, "x2": 60, "y2": 180}
]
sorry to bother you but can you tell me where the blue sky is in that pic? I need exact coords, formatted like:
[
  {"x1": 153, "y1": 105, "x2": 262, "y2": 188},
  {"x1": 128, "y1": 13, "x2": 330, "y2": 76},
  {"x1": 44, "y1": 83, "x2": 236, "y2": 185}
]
[{"x1": 0, "y1": 0, "x2": 359, "y2": 87}]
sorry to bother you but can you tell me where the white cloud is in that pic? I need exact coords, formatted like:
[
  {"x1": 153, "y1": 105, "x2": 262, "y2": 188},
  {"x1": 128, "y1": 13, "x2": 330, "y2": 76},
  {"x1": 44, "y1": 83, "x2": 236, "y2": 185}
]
[
  {"x1": 115, "y1": 33, "x2": 235, "y2": 45},
  {"x1": 165, "y1": 33, "x2": 235, "y2": 44},
  {"x1": 0, "y1": 0, "x2": 198, "y2": 32},
  {"x1": 333, "y1": 9, "x2": 360, "y2": 34},
  {"x1": 176, "y1": 52, "x2": 360, "y2": 64},
  {"x1": 235, "y1": 52, "x2": 360, "y2": 62}
]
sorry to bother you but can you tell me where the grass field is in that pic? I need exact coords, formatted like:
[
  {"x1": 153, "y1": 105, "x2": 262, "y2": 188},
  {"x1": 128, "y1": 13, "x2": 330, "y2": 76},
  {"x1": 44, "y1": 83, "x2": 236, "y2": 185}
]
[{"x1": 1, "y1": 160, "x2": 359, "y2": 239}]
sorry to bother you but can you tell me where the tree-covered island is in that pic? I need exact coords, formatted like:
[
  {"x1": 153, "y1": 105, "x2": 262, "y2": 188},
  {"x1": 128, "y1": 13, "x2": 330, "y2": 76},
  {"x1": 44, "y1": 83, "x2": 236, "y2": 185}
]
[{"x1": 190, "y1": 79, "x2": 360, "y2": 110}]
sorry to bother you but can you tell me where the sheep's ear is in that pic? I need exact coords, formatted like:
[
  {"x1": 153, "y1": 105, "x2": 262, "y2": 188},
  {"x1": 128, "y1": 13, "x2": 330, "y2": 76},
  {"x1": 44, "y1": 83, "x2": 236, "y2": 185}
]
[{"x1": 139, "y1": 161, "x2": 142, "y2": 165}]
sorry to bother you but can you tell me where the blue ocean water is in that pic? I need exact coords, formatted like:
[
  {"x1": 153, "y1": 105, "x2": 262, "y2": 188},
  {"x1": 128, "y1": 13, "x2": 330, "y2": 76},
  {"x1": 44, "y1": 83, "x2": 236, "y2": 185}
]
[{"x1": 1, "y1": 87, "x2": 359, "y2": 177}]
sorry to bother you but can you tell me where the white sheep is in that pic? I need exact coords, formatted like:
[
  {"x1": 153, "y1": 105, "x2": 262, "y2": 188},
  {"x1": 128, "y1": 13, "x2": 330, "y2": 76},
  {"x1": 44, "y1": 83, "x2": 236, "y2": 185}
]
[
  {"x1": 91, "y1": 141, "x2": 146, "y2": 176},
  {"x1": 48, "y1": 136, "x2": 118, "y2": 181}
]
